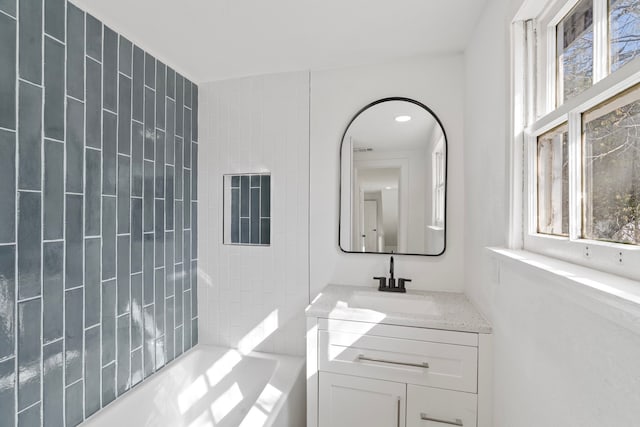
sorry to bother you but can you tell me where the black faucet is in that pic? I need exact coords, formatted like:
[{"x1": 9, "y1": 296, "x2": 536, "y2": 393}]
[{"x1": 373, "y1": 256, "x2": 411, "y2": 293}]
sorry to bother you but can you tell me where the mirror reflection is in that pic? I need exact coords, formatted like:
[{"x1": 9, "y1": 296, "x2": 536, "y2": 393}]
[{"x1": 339, "y1": 98, "x2": 447, "y2": 255}]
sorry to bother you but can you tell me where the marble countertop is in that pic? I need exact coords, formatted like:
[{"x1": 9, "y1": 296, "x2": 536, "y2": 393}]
[{"x1": 306, "y1": 284, "x2": 492, "y2": 334}]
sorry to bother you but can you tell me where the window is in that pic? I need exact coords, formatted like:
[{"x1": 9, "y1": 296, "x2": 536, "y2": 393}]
[{"x1": 516, "y1": 0, "x2": 640, "y2": 277}]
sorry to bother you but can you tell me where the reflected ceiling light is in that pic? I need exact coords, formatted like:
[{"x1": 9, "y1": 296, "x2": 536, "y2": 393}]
[
  {"x1": 384, "y1": 186, "x2": 393, "y2": 190},
  {"x1": 395, "y1": 115, "x2": 411, "y2": 122}
]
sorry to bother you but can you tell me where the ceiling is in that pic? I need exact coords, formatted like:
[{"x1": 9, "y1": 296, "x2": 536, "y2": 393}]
[
  {"x1": 70, "y1": 0, "x2": 487, "y2": 83},
  {"x1": 348, "y1": 100, "x2": 439, "y2": 152}
]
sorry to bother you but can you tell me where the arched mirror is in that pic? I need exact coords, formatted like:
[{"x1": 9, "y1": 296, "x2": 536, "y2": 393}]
[{"x1": 339, "y1": 97, "x2": 447, "y2": 256}]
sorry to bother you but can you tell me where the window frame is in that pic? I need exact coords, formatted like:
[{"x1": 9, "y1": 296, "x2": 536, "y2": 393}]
[{"x1": 514, "y1": 0, "x2": 640, "y2": 281}]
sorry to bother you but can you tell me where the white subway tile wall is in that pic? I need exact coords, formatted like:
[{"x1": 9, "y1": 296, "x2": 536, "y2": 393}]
[{"x1": 0, "y1": 0, "x2": 199, "y2": 425}]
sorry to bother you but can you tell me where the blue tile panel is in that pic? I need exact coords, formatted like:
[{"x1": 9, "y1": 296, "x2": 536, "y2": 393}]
[
  {"x1": 0, "y1": 1, "x2": 199, "y2": 425},
  {"x1": 228, "y1": 174, "x2": 271, "y2": 245}
]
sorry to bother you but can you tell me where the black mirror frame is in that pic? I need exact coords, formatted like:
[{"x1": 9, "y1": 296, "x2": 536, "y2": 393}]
[{"x1": 338, "y1": 97, "x2": 448, "y2": 256}]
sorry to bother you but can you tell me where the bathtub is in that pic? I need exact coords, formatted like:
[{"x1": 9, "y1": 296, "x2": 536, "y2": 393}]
[{"x1": 83, "y1": 345, "x2": 306, "y2": 427}]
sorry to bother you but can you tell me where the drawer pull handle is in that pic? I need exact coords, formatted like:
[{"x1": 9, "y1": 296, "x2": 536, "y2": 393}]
[
  {"x1": 420, "y1": 413, "x2": 463, "y2": 426},
  {"x1": 357, "y1": 354, "x2": 430, "y2": 369}
]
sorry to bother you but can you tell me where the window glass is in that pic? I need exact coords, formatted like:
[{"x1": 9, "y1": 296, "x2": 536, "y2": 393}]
[
  {"x1": 537, "y1": 124, "x2": 570, "y2": 235},
  {"x1": 609, "y1": 0, "x2": 640, "y2": 72},
  {"x1": 557, "y1": 0, "x2": 594, "y2": 104},
  {"x1": 583, "y1": 84, "x2": 640, "y2": 245}
]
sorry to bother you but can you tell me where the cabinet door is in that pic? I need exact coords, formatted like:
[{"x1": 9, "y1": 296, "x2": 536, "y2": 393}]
[
  {"x1": 319, "y1": 372, "x2": 406, "y2": 427},
  {"x1": 406, "y1": 385, "x2": 477, "y2": 427}
]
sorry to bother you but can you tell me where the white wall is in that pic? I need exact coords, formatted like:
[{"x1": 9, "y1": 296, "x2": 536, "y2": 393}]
[
  {"x1": 310, "y1": 54, "x2": 466, "y2": 298},
  {"x1": 198, "y1": 71, "x2": 309, "y2": 356},
  {"x1": 464, "y1": 0, "x2": 640, "y2": 424}
]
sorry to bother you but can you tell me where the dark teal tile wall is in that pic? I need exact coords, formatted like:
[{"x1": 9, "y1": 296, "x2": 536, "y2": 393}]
[{"x1": 0, "y1": 1, "x2": 199, "y2": 425}]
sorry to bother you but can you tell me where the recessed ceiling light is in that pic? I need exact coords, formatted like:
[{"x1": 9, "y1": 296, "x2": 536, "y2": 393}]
[{"x1": 395, "y1": 115, "x2": 411, "y2": 122}]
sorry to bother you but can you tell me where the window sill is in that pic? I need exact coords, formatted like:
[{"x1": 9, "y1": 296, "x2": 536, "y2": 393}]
[{"x1": 487, "y1": 247, "x2": 640, "y2": 336}]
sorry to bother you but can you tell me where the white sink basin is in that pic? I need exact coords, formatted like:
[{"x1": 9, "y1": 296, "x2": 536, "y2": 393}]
[{"x1": 348, "y1": 291, "x2": 437, "y2": 315}]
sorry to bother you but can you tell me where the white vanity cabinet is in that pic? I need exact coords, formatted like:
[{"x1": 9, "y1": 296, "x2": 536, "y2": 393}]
[{"x1": 306, "y1": 285, "x2": 493, "y2": 427}]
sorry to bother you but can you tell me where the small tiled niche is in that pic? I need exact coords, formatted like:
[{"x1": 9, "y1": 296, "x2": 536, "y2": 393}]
[{"x1": 223, "y1": 173, "x2": 271, "y2": 245}]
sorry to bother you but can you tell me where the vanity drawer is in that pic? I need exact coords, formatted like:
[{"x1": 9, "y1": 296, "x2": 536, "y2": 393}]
[
  {"x1": 318, "y1": 330, "x2": 478, "y2": 393},
  {"x1": 406, "y1": 385, "x2": 477, "y2": 427}
]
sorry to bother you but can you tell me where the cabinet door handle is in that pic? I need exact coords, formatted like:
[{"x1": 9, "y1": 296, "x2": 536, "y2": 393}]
[
  {"x1": 357, "y1": 354, "x2": 430, "y2": 369},
  {"x1": 420, "y1": 413, "x2": 463, "y2": 426},
  {"x1": 397, "y1": 397, "x2": 401, "y2": 427}
]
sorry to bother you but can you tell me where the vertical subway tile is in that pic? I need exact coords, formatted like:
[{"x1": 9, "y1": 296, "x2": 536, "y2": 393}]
[
  {"x1": 175, "y1": 74, "x2": 183, "y2": 136},
  {"x1": 43, "y1": 339, "x2": 63, "y2": 427},
  {"x1": 166, "y1": 296, "x2": 174, "y2": 362},
  {"x1": 102, "y1": 196, "x2": 116, "y2": 280},
  {"x1": 166, "y1": 99, "x2": 175, "y2": 165},
  {"x1": 192, "y1": 143, "x2": 198, "y2": 200},
  {"x1": 143, "y1": 305, "x2": 154, "y2": 378},
  {"x1": 17, "y1": 298, "x2": 41, "y2": 410},
  {"x1": 131, "y1": 121, "x2": 144, "y2": 197},
  {"x1": 184, "y1": 80, "x2": 192, "y2": 108},
  {"x1": 18, "y1": 402, "x2": 40, "y2": 426},
  {"x1": 174, "y1": 264, "x2": 182, "y2": 327},
  {"x1": 240, "y1": 176, "x2": 249, "y2": 217},
  {"x1": 130, "y1": 273, "x2": 142, "y2": 349},
  {"x1": 175, "y1": 326, "x2": 183, "y2": 357},
  {"x1": 261, "y1": 219, "x2": 270, "y2": 246},
  {"x1": 156, "y1": 62, "x2": 166, "y2": 130},
  {"x1": 85, "y1": 14, "x2": 102, "y2": 62},
  {"x1": 192, "y1": 204, "x2": 197, "y2": 258},
  {"x1": 192, "y1": 85, "x2": 198, "y2": 142},
  {"x1": 191, "y1": 261, "x2": 197, "y2": 317},
  {"x1": 261, "y1": 175, "x2": 271, "y2": 217},
  {"x1": 103, "y1": 110, "x2": 117, "y2": 196},
  {"x1": 18, "y1": 81, "x2": 42, "y2": 191},
  {"x1": 144, "y1": 87, "x2": 155, "y2": 160},
  {"x1": 154, "y1": 269, "x2": 164, "y2": 337},
  {"x1": 117, "y1": 155, "x2": 131, "y2": 234},
  {"x1": 0, "y1": 130, "x2": 16, "y2": 243},
  {"x1": 0, "y1": 246, "x2": 15, "y2": 360},
  {"x1": 241, "y1": 218, "x2": 249, "y2": 244},
  {"x1": 0, "y1": 0, "x2": 14, "y2": 15},
  {"x1": 166, "y1": 166, "x2": 174, "y2": 230},
  {"x1": 155, "y1": 130, "x2": 165, "y2": 198},
  {"x1": 0, "y1": 14, "x2": 16, "y2": 130},
  {"x1": 192, "y1": 319, "x2": 198, "y2": 346},
  {"x1": 43, "y1": 242, "x2": 63, "y2": 343},
  {"x1": 44, "y1": 140, "x2": 64, "y2": 240},
  {"x1": 65, "y1": 194, "x2": 83, "y2": 288},
  {"x1": 101, "y1": 279, "x2": 116, "y2": 364},
  {"x1": 0, "y1": 358, "x2": 15, "y2": 427},
  {"x1": 184, "y1": 108, "x2": 191, "y2": 167},
  {"x1": 84, "y1": 238, "x2": 101, "y2": 328},
  {"x1": 116, "y1": 314, "x2": 130, "y2": 395},
  {"x1": 250, "y1": 187, "x2": 260, "y2": 244},
  {"x1": 165, "y1": 232, "x2": 174, "y2": 297},
  {"x1": 143, "y1": 233, "x2": 153, "y2": 305},
  {"x1": 155, "y1": 336, "x2": 165, "y2": 370},
  {"x1": 66, "y1": 4, "x2": 84, "y2": 100},
  {"x1": 101, "y1": 363, "x2": 115, "y2": 407},
  {"x1": 18, "y1": 0, "x2": 42, "y2": 84},
  {"x1": 85, "y1": 148, "x2": 101, "y2": 236},
  {"x1": 117, "y1": 235, "x2": 130, "y2": 315},
  {"x1": 175, "y1": 138, "x2": 183, "y2": 200},
  {"x1": 132, "y1": 46, "x2": 144, "y2": 122},
  {"x1": 85, "y1": 57, "x2": 102, "y2": 149},
  {"x1": 65, "y1": 381, "x2": 83, "y2": 427},
  {"x1": 175, "y1": 202, "x2": 183, "y2": 263},
  {"x1": 131, "y1": 198, "x2": 142, "y2": 273},
  {"x1": 144, "y1": 53, "x2": 155, "y2": 89},
  {"x1": 182, "y1": 170, "x2": 191, "y2": 228},
  {"x1": 231, "y1": 188, "x2": 239, "y2": 243},
  {"x1": 84, "y1": 325, "x2": 100, "y2": 418},
  {"x1": 143, "y1": 160, "x2": 154, "y2": 232},
  {"x1": 130, "y1": 348, "x2": 142, "y2": 387},
  {"x1": 66, "y1": 97, "x2": 84, "y2": 193},
  {"x1": 155, "y1": 200, "x2": 164, "y2": 268},
  {"x1": 118, "y1": 75, "x2": 132, "y2": 155},
  {"x1": 166, "y1": 67, "x2": 175, "y2": 99},
  {"x1": 44, "y1": 0, "x2": 65, "y2": 41},
  {"x1": 44, "y1": 37, "x2": 65, "y2": 140},
  {"x1": 64, "y1": 287, "x2": 83, "y2": 383},
  {"x1": 183, "y1": 231, "x2": 191, "y2": 292},
  {"x1": 119, "y1": 36, "x2": 132, "y2": 77},
  {"x1": 103, "y1": 26, "x2": 117, "y2": 111},
  {"x1": 184, "y1": 289, "x2": 192, "y2": 350},
  {"x1": 17, "y1": 191, "x2": 41, "y2": 300}
]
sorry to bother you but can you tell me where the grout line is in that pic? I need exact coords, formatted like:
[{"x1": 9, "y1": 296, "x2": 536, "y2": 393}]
[
  {"x1": 65, "y1": 377, "x2": 82, "y2": 389},
  {"x1": 67, "y1": 94, "x2": 85, "y2": 104},
  {"x1": 45, "y1": 32, "x2": 65, "y2": 46},
  {"x1": 16, "y1": 400, "x2": 40, "y2": 414},
  {"x1": 17, "y1": 294, "x2": 41, "y2": 304}
]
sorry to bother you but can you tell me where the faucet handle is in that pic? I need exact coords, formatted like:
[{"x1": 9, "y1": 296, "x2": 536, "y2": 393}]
[
  {"x1": 397, "y1": 278, "x2": 412, "y2": 292},
  {"x1": 373, "y1": 277, "x2": 387, "y2": 290}
]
